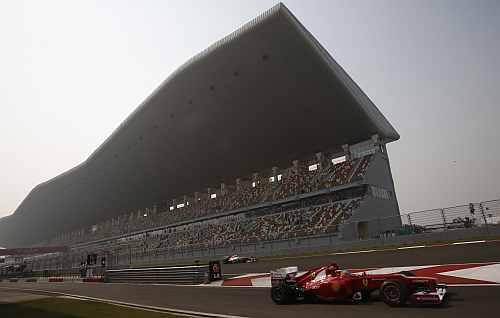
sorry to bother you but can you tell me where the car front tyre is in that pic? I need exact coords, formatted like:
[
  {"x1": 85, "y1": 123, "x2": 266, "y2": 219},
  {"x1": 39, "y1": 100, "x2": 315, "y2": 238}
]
[{"x1": 380, "y1": 281, "x2": 408, "y2": 307}]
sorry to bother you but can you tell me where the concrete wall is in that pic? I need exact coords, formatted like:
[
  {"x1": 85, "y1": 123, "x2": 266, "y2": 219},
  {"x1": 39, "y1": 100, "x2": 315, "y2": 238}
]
[
  {"x1": 107, "y1": 224, "x2": 500, "y2": 268},
  {"x1": 340, "y1": 150, "x2": 401, "y2": 240},
  {"x1": 340, "y1": 196, "x2": 402, "y2": 240}
]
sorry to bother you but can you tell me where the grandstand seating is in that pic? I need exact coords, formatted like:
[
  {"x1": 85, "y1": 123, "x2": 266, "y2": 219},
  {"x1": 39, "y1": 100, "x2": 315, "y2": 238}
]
[
  {"x1": 67, "y1": 196, "x2": 364, "y2": 264},
  {"x1": 134, "y1": 197, "x2": 362, "y2": 252},
  {"x1": 47, "y1": 152, "x2": 374, "y2": 249}
]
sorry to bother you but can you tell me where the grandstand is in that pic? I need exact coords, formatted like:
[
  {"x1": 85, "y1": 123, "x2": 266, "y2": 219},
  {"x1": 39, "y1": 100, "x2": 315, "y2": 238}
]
[{"x1": 0, "y1": 3, "x2": 401, "y2": 268}]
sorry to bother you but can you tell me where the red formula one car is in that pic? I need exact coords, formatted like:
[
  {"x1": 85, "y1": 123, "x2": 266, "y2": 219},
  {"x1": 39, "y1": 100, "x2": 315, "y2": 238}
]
[{"x1": 270, "y1": 263, "x2": 447, "y2": 307}]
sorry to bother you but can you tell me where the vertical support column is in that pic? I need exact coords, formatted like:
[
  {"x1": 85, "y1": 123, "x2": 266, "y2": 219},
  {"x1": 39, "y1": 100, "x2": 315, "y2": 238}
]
[
  {"x1": 128, "y1": 245, "x2": 132, "y2": 265},
  {"x1": 272, "y1": 166, "x2": 278, "y2": 179},
  {"x1": 252, "y1": 173, "x2": 259, "y2": 187},
  {"x1": 371, "y1": 134, "x2": 381, "y2": 153},
  {"x1": 479, "y1": 203, "x2": 489, "y2": 231},
  {"x1": 315, "y1": 152, "x2": 324, "y2": 170},
  {"x1": 342, "y1": 144, "x2": 351, "y2": 160},
  {"x1": 441, "y1": 208, "x2": 447, "y2": 230}
]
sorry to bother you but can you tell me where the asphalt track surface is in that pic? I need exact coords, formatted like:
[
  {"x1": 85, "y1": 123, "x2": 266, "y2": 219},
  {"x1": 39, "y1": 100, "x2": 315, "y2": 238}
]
[
  {"x1": 1, "y1": 241, "x2": 500, "y2": 318},
  {"x1": 222, "y1": 240, "x2": 500, "y2": 274}
]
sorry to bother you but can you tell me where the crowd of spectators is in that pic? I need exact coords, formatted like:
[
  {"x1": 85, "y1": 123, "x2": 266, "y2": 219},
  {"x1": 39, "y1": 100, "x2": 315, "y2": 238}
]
[
  {"x1": 106, "y1": 196, "x2": 363, "y2": 255},
  {"x1": 49, "y1": 153, "x2": 374, "y2": 246}
]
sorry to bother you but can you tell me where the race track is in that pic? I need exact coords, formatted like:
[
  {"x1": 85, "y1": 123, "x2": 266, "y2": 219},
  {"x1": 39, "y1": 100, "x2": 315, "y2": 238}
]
[
  {"x1": 222, "y1": 240, "x2": 500, "y2": 275},
  {"x1": 2, "y1": 241, "x2": 500, "y2": 318}
]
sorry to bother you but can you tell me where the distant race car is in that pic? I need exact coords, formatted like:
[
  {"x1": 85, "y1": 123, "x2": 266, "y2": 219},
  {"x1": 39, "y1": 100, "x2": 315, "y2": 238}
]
[
  {"x1": 222, "y1": 255, "x2": 257, "y2": 264},
  {"x1": 270, "y1": 263, "x2": 447, "y2": 307}
]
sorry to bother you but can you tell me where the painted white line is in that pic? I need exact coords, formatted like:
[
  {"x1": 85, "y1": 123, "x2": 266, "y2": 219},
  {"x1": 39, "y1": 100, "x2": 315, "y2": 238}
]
[
  {"x1": 452, "y1": 240, "x2": 486, "y2": 245},
  {"x1": 363, "y1": 265, "x2": 433, "y2": 275},
  {"x1": 441, "y1": 263, "x2": 500, "y2": 284},
  {"x1": 397, "y1": 245, "x2": 426, "y2": 250},
  {"x1": 229, "y1": 273, "x2": 268, "y2": 279},
  {"x1": 0, "y1": 286, "x2": 248, "y2": 318},
  {"x1": 251, "y1": 276, "x2": 271, "y2": 288},
  {"x1": 330, "y1": 249, "x2": 378, "y2": 255},
  {"x1": 269, "y1": 239, "x2": 500, "y2": 261}
]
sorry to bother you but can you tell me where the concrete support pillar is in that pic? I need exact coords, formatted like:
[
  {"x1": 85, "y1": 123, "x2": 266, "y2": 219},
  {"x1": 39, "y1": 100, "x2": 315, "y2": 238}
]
[
  {"x1": 371, "y1": 134, "x2": 382, "y2": 153},
  {"x1": 272, "y1": 166, "x2": 278, "y2": 176},
  {"x1": 315, "y1": 152, "x2": 324, "y2": 169},
  {"x1": 342, "y1": 144, "x2": 351, "y2": 160}
]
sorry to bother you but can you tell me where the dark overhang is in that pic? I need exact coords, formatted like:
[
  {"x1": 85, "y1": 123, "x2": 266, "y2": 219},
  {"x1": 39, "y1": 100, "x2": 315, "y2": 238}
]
[{"x1": 0, "y1": 3, "x2": 399, "y2": 246}]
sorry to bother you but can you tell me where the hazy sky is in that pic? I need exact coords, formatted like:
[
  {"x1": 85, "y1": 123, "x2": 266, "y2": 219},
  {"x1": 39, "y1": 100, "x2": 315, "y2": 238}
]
[{"x1": 1, "y1": 0, "x2": 499, "y2": 219}]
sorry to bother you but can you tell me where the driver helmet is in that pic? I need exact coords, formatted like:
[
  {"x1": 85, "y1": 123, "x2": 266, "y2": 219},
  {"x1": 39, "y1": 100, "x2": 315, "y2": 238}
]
[
  {"x1": 325, "y1": 263, "x2": 339, "y2": 276},
  {"x1": 339, "y1": 270, "x2": 351, "y2": 278}
]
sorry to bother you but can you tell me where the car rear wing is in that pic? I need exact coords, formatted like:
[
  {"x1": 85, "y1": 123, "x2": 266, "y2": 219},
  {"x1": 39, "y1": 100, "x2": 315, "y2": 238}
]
[{"x1": 270, "y1": 266, "x2": 298, "y2": 286}]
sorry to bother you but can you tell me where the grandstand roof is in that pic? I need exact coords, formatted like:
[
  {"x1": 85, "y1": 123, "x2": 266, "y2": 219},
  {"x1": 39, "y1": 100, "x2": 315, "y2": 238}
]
[{"x1": 0, "y1": 3, "x2": 399, "y2": 246}]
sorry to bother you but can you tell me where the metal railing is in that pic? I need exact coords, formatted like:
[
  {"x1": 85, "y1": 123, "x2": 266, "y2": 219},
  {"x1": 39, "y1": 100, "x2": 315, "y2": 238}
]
[
  {"x1": 399, "y1": 200, "x2": 499, "y2": 233},
  {"x1": 108, "y1": 199, "x2": 500, "y2": 266},
  {"x1": 104, "y1": 262, "x2": 222, "y2": 284},
  {"x1": 0, "y1": 268, "x2": 81, "y2": 280},
  {"x1": 3, "y1": 199, "x2": 499, "y2": 274}
]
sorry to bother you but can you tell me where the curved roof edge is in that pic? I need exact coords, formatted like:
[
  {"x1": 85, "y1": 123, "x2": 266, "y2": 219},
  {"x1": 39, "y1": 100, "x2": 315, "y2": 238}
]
[
  {"x1": 280, "y1": 5, "x2": 400, "y2": 142},
  {"x1": 5, "y1": 2, "x2": 399, "y2": 219},
  {"x1": 5, "y1": 4, "x2": 286, "y2": 218}
]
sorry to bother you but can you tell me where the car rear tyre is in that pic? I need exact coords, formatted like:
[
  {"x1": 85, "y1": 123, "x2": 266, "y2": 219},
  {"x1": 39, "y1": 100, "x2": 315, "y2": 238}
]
[
  {"x1": 380, "y1": 281, "x2": 408, "y2": 307},
  {"x1": 271, "y1": 285, "x2": 294, "y2": 305}
]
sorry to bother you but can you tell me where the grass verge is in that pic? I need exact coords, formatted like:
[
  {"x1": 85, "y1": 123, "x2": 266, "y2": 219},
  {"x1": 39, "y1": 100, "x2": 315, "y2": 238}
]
[{"x1": 0, "y1": 297, "x2": 180, "y2": 318}]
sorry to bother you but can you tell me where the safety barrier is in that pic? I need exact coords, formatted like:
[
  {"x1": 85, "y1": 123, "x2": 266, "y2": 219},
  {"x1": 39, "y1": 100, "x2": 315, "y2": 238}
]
[
  {"x1": 5, "y1": 199, "x2": 499, "y2": 274},
  {"x1": 104, "y1": 261, "x2": 222, "y2": 285}
]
